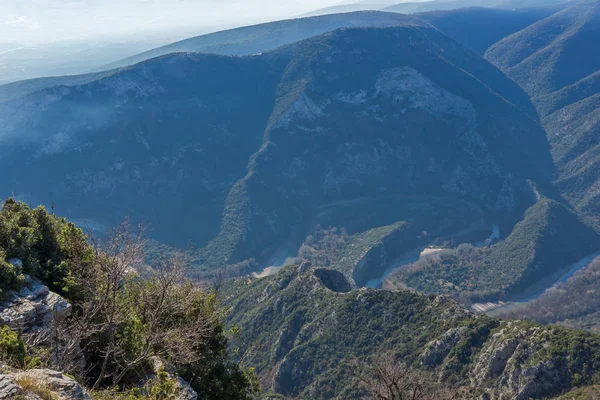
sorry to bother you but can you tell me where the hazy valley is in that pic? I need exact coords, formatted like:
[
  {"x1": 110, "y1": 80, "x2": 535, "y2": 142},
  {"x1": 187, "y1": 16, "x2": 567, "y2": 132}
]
[{"x1": 3, "y1": 1, "x2": 600, "y2": 399}]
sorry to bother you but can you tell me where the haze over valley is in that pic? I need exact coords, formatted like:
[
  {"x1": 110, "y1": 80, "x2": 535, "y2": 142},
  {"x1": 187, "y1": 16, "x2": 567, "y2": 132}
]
[{"x1": 3, "y1": 1, "x2": 600, "y2": 399}]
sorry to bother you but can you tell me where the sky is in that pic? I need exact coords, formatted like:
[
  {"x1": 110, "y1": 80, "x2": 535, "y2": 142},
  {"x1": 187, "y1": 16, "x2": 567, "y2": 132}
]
[{"x1": 0, "y1": 0, "x2": 344, "y2": 45}]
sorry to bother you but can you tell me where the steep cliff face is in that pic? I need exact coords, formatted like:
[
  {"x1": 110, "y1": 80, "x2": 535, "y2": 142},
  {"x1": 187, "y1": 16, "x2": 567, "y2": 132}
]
[{"x1": 221, "y1": 265, "x2": 600, "y2": 399}]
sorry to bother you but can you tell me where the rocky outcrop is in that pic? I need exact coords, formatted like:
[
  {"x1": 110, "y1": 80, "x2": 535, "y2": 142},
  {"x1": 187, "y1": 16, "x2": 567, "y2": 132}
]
[
  {"x1": 470, "y1": 322, "x2": 572, "y2": 400},
  {"x1": 420, "y1": 327, "x2": 468, "y2": 367},
  {"x1": 0, "y1": 276, "x2": 71, "y2": 334},
  {"x1": 273, "y1": 312, "x2": 305, "y2": 362},
  {"x1": 0, "y1": 369, "x2": 90, "y2": 399},
  {"x1": 0, "y1": 274, "x2": 84, "y2": 374},
  {"x1": 149, "y1": 357, "x2": 198, "y2": 400}
]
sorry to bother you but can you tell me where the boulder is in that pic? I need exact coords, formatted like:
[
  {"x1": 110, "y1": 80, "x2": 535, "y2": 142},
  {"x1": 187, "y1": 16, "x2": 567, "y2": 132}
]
[{"x1": 0, "y1": 280, "x2": 83, "y2": 375}]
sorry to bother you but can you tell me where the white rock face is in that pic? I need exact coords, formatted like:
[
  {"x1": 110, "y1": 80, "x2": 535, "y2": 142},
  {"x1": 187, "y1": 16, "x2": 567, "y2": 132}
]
[
  {"x1": 375, "y1": 67, "x2": 476, "y2": 119},
  {"x1": 470, "y1": 322, "x2": 571, "y2": 400},
  {"x1": 0, "y1": 279, "x2": 83, "y2": 374}
]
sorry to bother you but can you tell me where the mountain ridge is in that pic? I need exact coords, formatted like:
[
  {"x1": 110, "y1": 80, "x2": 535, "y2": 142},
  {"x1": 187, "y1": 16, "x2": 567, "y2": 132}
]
[{"x1": 98, "y1": 12, "x2": 427, "y2": 71}]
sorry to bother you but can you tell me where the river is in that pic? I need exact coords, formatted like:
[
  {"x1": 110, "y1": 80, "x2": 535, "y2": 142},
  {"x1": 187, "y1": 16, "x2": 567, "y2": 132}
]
[
  {"x1": 365, "y1": 224, "x2": 500, "y2": 289},
  {"x1": 472, "y1": 250, "x2": 600, "y2": 314}
]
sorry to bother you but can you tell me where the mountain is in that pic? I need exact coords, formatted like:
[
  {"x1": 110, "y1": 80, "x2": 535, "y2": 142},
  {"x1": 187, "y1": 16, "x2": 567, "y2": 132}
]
[
  {"x1": 418, "y1": 5, "x2": 567, "y2": 54},
  {"x1": 99, "y1": 12, "x2": 424, "y2": 71},
  {"x1": 485, "y1": 0, "x2": 600, "y2": 226},
  {"x1": 1, "y1": 5, "x2": 561, "y2": 99},
  {"x1": 297, "y1": 4, "x2": 389, "y2": 17},
  {"x1": 0, "y1": 22, "x2": 552, "y2": 282},
  {"x1": 221, "y1": 263, "x2": 600, "y2": 399},
  {"x1": 0, "y1": 69, "x2": 120, "y2": 103},
  {"x1": 0, "y1": 40, "x2": 168, "y2": 85},
  {"x1": 385, "y1": 0, "x2": 489, "y2": 14},
  {"x1": 0, "y1": 25, "x2": 557, "y2": 282}
]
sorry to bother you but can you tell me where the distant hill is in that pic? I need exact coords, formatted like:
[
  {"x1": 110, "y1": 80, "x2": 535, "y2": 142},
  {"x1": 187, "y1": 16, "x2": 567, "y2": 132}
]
[
  {"x1": 485, "y1": 0, "x2": 600, "y2": 226},
  {"x1": 0, "y1": 5, "x2": 562, "y2": 101},
  {"x1": 418, "y1": 5, "x2": 567, "y2": 54},
  {"x1": 287, "y1": 0, "x2": 570, "y2": 19},
  {"x1": 0, "y1": 40, "x2": 167, "y2": 85},
  {"x1": 0, "y1": 12, "x2": 427, "y2": 101},
  {"x1": 297, "y1": 3, "x2": 389, "y2": 17},
  {"x1": 0, "y1": 25, "x2": 554, "y2": 280},
  {"x1": 0, "y1": 70, "x2": 120, "y2": 103},
  {"x1": 384, "y1": 0, "x2": 570, "y2": 14},
  {"x1": 385, "y1": 0, "x2": 492, "y2": 14},
  {"x1": 99, "y1": 12, "x2": 424, "y2": 71}
]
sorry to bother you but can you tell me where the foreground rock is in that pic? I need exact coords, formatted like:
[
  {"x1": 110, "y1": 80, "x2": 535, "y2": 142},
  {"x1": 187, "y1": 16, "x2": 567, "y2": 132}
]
[
  {"x1": 0, "y1": 369, "x2": 90, "y2": 399},
  {"x1": 0, "y1": 276, "x2": 71, "y2": 334},
  {"x1": 0, "y1": 275, "x2": 85, "y2": 374}
]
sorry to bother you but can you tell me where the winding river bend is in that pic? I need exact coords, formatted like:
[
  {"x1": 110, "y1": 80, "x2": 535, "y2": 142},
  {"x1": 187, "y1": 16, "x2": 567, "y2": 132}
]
[
  {"x1": 365, "y1": 224, "x2": 501, "y2": 289},
  {"x1": 472, "y1": 251, "x2": 600, "y2": 314}
]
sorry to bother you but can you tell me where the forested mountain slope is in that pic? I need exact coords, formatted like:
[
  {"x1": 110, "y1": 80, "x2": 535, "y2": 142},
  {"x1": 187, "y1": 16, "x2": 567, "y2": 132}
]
[
  {"x1": 418, "y1": 5, "x2": 566, "y2": 54},
  {"x1": 485, "y1": 0, "x2": 600, "y2": 226},
  {"x1": 222, "y1": 264, "x2": 600, "y2": 399}
]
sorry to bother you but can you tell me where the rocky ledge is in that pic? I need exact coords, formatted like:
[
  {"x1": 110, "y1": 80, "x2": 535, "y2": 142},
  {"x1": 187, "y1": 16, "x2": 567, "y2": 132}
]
[{"x1": 0, "y1": 276, "x2": 71, "y2": 334}]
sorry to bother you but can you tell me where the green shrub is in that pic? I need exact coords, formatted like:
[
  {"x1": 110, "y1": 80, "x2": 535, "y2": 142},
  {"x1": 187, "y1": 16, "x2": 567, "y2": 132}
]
[
  {"x1": 91, "y1": 371, "x2": 181, "y2": 400},
  {"x1": 0, "y1": 325, "x2": 26, "y2": 367},
  {"x1": 0, "y1": 253, "x2": 25, "y2": 298},
  {"x1": 0, "y1": 199, "x2": 95, "y2": 299},
  {"x1": 146, "y1": 369, "x2": 180, "y2": 400}
]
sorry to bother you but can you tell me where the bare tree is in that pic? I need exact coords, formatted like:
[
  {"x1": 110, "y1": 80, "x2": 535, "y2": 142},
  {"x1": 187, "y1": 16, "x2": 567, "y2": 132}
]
[
  {"x1": 42, "y1": 218, "x2": 235, "y2": 392},
  {"x1": 89, "y1": 219, "x2": 146, "y2": 389},
  {"x1": 109, "y1": 252, "x2": 220, "y2": 386},
  {"x1": 353, "y1": 353, "x2": 471, "y2": 400},
  {"x1": 39, "y1": 219, "x2": 146, "y2": 384}
]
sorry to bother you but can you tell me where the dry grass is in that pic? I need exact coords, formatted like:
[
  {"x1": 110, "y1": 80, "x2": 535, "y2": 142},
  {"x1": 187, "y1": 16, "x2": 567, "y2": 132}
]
[{"x1": 13, "y1": 376, "x2": 58, "y2": 400}]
